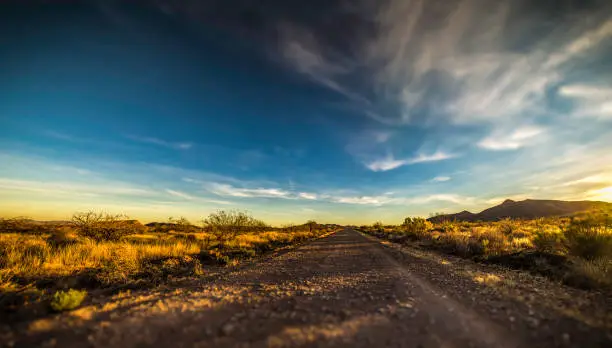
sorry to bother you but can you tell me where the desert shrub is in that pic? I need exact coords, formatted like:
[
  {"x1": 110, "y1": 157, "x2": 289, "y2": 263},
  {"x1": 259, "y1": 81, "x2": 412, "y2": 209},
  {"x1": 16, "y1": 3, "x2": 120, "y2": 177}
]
[
  {"x1": 372, "y1": 221, "x2": 384, "y2": 233},
  {"x1": 46, "y1": 228, "x2": 80, "y2": 248},
  {"x1": 437, "y1": 231, "x2": 472, "y2": 256},
  {"x1": 167, "y1": 216, "x2": 197, "y2": 233},
  {"x1": 510, "y1": 236, "x2": 533, "y2": 250},
  {"x1": 533, "y1": 225, "x2": 564, "y2": 254},
  {"x1": 563, "y1": 216, "x2": 612, "y2": 260},
  {"x1": 436, "y1": 220, "x2": 460, "y2": 234},
  {"x1": 50, "y1": 289, "x2": 87, "y2": 312},
  {"x1": 475, "y1": 229, "x2": 509, "y2": 256},
  {"x1": 0, "y1": 217, "x2": 50, "y2": 234},
  {"x1": 498, "y1": 218, "x2": 516, "y2": 235},
  {"x1": 202, "y1": 210, "x2": 268, "y2": 248},
  {"x1": 402, "y1": 217, "x2": 433, "y2": 238},
  {"x1": 72, "y1": 212, "x2": 144, "y2": 242},
  {"x1": 306, "y1": 220, "x2": 318, "y2": 233},
  {"x1": 509, "y1": 229, "x2": 532, "y2": 239},
  {"x1": 567, "y1": 258, "x2": 612, "y2": 289}
]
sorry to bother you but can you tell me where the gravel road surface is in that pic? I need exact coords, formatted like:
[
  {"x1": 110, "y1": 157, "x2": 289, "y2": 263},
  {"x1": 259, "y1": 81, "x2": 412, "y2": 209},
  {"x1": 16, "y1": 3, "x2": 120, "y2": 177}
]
[{"x1": 4, "y1": 228, "x2": 611, "y2": 347}]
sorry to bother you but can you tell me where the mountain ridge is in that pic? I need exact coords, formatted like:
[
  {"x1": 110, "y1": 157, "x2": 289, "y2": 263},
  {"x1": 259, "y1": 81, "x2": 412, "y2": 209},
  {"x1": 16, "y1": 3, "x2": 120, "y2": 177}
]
[{"x1": 428, "y1": 199, "x2": 612, "y2": 222}]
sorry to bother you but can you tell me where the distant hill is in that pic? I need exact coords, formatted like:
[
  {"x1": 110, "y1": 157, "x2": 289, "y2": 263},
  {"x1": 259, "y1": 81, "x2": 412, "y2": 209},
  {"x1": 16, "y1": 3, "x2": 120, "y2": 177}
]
[{"x1": 428, "y1": 199, "x2": 612, "y2": 222}]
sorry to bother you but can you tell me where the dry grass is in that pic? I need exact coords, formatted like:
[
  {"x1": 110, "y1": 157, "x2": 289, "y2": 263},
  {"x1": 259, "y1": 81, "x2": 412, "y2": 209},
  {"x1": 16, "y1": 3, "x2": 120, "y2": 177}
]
[
  {"x1": 0, "y1": 233, "x2": 200, "y2": 280},
  {"x1": 0, "y1": 218, "x2": 338, "y2": 315},
  {"x1": 361, "y1": 214, "x2": 612, "y2": 291}
]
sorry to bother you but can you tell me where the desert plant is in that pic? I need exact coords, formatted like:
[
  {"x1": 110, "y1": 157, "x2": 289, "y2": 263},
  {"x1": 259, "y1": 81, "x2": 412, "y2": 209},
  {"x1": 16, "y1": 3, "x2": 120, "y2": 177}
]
[
  {"x1": 202, "y1": 210, "x2": 266, "y2": 249},
  {"x1": 563, "y1": 216, "x2": 612, "y2": 260},
  {"x1": 372, "y1": 221, "x2": 384, "y2": 233},
  {"x1": 498, "y1": 218, "x2": 516, "y2": 235},
  {"x1": 168, "y1": 216, "x2": 193, "y2": 232},
  {"x1": 403, "y1": 217, "x2": 433, "y2": 238},
  {"x1": 50, "y1": 289, "x2": 87, "y2": 312},
  {"x1": 46, "y1": 228, "x2": 79, "y2": 248},
  {"x1": 568, "y1": 258, "x2": 612, "y2": 289},
  {"x1": 306, "y1": 220, "x2": 318, "y2": 233},
  {"x1": 475, "y1": 229, "x2": 509, "y2": 256},
  {"x1": 436, "y1": 220, "x2": 460, "y2": 234},
  {"x1": 437, "y1": 231, "x2": 472, "y2": 256},
  {"x1": 533, "y1": 225, "x2": 564, "y2": 254},
  {"x1": 0, "y1": 217, "x2": 49, "y2": 234},
  {"x1": 72, "y1": 211, "x2": 142, "y2": 242}
]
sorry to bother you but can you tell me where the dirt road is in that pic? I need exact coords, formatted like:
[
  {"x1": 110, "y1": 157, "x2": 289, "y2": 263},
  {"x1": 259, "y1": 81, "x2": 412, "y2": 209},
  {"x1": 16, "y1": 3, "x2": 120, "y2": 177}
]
[{"x1": 5, "y1": 228, "x2": 612, "y2": 347}]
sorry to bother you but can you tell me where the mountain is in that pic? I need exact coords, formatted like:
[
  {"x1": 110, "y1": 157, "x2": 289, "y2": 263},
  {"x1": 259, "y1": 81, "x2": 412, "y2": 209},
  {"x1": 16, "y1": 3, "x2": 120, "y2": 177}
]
[{"x1": 428, "y1": 199, "x2": 612, "y2": 222}]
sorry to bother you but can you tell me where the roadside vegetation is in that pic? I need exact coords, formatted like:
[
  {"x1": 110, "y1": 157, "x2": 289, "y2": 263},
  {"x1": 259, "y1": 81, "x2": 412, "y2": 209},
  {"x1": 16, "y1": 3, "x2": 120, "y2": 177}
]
[
  {"x1": 0, "y1": 211, "x2": 338, "y2": 316},
  {"x1": 359, "y1": 213, "x2": 612, "y2": 291}
]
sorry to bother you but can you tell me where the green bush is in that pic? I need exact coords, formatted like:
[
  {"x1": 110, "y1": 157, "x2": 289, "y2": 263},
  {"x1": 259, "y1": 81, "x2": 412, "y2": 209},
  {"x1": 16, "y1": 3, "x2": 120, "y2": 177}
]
[
  {"x1": 564, "y1": 216, "x2": 612, "y2": 260},
  {"x1": 498, "y1": 218, "x2": 516, "y2": 236},
  {"x1": 50, "y1": 289, "x2": 87, "y2": 312},
  {"x1": 533, "y1": 225, "x2": 564, "y2": 254},
  {"x1": 437, "y1": 231, "x2": 472, "y2": 256},
  {"x1": 436, "y1": 220, "x2": 459, "y2": 234},
  {"x1": 476, "y1": 229, "x2": 509, "y2": 256},
  {"x1": 402, "y1": 217, "x2": 432, "y2": 238}
]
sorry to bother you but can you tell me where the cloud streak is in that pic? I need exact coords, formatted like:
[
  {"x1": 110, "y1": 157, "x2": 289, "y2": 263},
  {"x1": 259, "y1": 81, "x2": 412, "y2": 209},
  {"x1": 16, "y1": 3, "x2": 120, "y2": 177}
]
[
  {"x1": 278, "y1": 1, "x2": 612, "y2": 130},
  {"x1": 559, "y1": 84, "x2": 612, "y2": 119},
  {"x1": 478, "y1": 126, "x2": 544, "y2": 151},
  {"x1": 365, "y1": 151, "x2": 457, "y2": 172},
  {"x1": 207, "y1": 183, "x2": 294, "y2": 199},
  {"x1": 126, "y1": 135, "x2": 193, "y2": 150}
]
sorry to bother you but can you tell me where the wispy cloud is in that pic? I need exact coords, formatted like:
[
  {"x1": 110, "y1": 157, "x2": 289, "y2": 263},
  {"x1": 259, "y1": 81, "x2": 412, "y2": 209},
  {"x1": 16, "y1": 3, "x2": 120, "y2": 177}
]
[
  {"x1": 328, "y1": 192, "x2": 474, "y2": 206},
  {"x1": 206, "y1": 183, "x2": 325, "y2": 202},
  {"x1": 365, "y1": 151, "x2": 457, "y2": 172},
  {"x1": 165, "y1": 189, "x2": 233, "y2": 205},
  {"x1": 478, "y1": 126, "x2": 544, "y2": 151},
  {"x1": 365, "y1": 155, "x2": 409, "y2": 172},
  {"x1": 406, "y1": 194, "x2": 475, "y2": 205},
  {"x1": 278, "y1": 1, "x2": 612, "y2": 130},
  {"x1": 559, "y1": 84, "x2": 612, "y2": 119},
  {"x1": 367, "y1": 1, "x2": 612, "y2": 126},
  {"x1": 298, "y1": 192, "x2": 318, "y2": 200},
  {"x1": 279, "y1": 23, "x2": 369, "y2": 104},
  {"x1": 331, "y1": 195, "x2": 393, "y2": 206},
  {"x1": 0, "y1": 178, "x2": 155, "y2": 198},
  {"x1": 408, "y1": 151, "x2": 457, "y2": 164},
  {"x1": 431, "y1": 176, "x2": 451, "y2": 182},
  {"x1": 207, "y1": 183, "x2": 294, "y2": 199},
  {"x1": 126, "y1": 135, "x2": 193, "y2": 150},
  {"x1": 165, "y1": 189, "x2": 195, "y2": 200}
]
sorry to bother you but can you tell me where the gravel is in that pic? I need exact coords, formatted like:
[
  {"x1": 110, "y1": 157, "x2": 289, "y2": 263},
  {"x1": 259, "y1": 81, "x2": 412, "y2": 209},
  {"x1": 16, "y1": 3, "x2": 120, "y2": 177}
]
[{"x1": 3, "y1": 228, "x2": 611, "y2": 347}]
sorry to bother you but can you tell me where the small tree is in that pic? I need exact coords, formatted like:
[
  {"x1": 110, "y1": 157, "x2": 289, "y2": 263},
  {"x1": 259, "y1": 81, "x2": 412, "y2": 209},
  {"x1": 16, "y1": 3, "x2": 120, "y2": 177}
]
[
  {"x1": 402, "y1": 217, "x2": 433, "y2": 236},
  {"x1": 306, "y1": 220, "x2": 318, "y2": 233},
  {"x1": 71, "y1": 211, "x2": 139, "y2": 242},
  {"x1": 168, "y1": 216, "x2": 192, "y2": 232},
  {"x1": 202, "y1": 210, "x2": 264, "y2": 248}
]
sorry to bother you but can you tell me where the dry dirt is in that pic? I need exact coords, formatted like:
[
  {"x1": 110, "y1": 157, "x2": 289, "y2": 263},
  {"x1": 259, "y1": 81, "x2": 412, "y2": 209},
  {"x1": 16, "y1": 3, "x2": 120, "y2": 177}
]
[{"x1": 2, "y1": 228, "x2": 611, "y2": 347}]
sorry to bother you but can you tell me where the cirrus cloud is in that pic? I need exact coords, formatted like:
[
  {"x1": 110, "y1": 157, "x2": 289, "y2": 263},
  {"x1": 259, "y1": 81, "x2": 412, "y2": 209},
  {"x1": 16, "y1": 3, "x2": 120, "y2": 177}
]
[{"x1": 365, "y1": 151, "x2": 457, "y2": 172}]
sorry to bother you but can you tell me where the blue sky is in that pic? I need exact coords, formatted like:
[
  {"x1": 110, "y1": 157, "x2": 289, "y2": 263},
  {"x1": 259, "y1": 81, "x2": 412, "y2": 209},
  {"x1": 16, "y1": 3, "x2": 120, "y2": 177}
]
[{"x1": 1, "y1": 0, "x2": 612, "y2": 224}]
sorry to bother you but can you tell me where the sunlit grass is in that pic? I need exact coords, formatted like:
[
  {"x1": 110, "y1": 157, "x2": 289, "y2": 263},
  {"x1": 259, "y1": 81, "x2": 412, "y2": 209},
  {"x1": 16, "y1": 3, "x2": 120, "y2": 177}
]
[
  {"x1": 0, "y1": 215, "x2": 338, "y2": 316},
  {"x1": 360, "y1": 213, "x2": 612, "y2": 290}
]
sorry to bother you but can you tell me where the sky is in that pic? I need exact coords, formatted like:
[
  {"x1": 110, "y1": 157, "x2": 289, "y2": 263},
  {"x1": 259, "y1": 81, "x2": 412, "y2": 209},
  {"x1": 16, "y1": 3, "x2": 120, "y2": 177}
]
[{"x1": 1, "y1": 0, "x2": 612, "y2": 225}]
